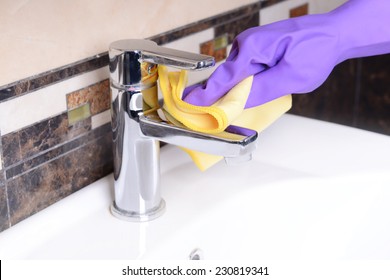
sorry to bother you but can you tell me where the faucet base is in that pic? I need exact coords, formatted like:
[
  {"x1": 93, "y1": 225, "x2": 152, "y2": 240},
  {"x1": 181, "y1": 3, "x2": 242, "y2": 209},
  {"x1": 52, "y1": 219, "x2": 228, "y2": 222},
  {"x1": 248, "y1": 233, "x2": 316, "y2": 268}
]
[{"x1": 110, "y1": 200, "x2": 166, "y2": 222}]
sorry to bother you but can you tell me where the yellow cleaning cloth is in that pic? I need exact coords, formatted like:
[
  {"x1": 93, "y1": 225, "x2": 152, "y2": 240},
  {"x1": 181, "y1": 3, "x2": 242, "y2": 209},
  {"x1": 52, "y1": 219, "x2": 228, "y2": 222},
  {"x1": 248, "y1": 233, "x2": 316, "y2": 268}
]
[{"x1": 158, "y1": 65, "x2": 292, "y2": 171}]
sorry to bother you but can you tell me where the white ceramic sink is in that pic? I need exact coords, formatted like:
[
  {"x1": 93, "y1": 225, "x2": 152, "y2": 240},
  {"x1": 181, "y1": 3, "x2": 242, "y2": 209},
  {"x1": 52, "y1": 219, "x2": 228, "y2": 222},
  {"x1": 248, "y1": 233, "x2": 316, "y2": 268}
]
[{"x1": 0, "y1": 114, "x2": 389, "y2": 260}]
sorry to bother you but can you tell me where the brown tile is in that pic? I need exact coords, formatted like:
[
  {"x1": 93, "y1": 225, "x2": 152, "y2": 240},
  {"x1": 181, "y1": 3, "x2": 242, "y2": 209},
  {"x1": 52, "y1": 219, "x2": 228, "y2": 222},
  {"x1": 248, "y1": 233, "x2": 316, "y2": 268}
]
[
  {"x1": 0, "y1": 168, "x2": 4, "y2": 185},
  {"x1": 0, "y1": 182, "x2": 10, "y2": 232},
  {"x1": 289, "y1": 3, "x2": 309, "y2": 18},
  {"x1": 1, "y1": 132, "x2": 22, "y2": 168},
  {"x1": 7, "y1": 160, "x2": 72, "y2": 225},
  {"x1": 356, "y1": 55, "x2": 390, "y2": 135},
  {"x1": 215, "y1": 12, "x2": 260, "y2": 44},
  {"x1": 7, "y1": 126, "x2": 113, "y2": 226},
  {"x1": 5, "y1": 118, "x2": 101, "y2": 180},
  {"x1": 66, "y1": 79, "x2": 110, "y2": 116},
  {"x1": 0, "y1": 54, "x2": 109, "y2": 102},
  {"x1": 0, "y1": 134, "x2": 4, "y2": 184},
  {"x1": 149, "y1": 2, "x2": 261, "y2": 45},
  {"x1": 213, "y1": 48, "x2": 227, "y2": 62},
  {"x1": 200, "y1": 41, "x2": 214, "y2": 57},
  {"x1": 18, "y1": 113, "x2": 90, "y2": 162},
  {"x1": 19, "y1": 116, "x2": 65, "y2": 159},
  {"x1": 200, "y1": 36, "x2": 228, "y2": 62},
  {"x1": 261, "y1": 0, "x2": 287, "y2": 9},
  {"x1": 66, "y1": 130, "x2": 113, "y2": 190},
  {"x1": 289, "y1": 59, "x2": 358, "y2": 127}
]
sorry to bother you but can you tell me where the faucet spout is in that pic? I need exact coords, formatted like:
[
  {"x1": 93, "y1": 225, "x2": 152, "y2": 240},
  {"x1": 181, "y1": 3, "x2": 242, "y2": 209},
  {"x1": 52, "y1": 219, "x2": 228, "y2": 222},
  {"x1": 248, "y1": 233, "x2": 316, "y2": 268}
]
[
  {"x1": 108, "y1": 39, "x2": 258, "y2": 222},
  {"x1": 140, "y1": 114, "x2": 258, "y2": 159}
]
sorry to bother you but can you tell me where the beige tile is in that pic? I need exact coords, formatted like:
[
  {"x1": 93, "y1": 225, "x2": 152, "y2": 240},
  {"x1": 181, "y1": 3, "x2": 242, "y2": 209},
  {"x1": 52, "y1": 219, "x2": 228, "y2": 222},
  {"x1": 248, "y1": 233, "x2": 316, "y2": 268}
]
[
  {"x1": 0, "y1": 67, "x2": 108, "y2": 135},
  {"x1": 0, "y1": 0, "x2": 258, "y2": 85},
  {"x1": 260, "y1": 0, "x2": 348, "y2": 25},
  {"x1": 91, "y1": 110, "x2": 111, "y2": 130}
]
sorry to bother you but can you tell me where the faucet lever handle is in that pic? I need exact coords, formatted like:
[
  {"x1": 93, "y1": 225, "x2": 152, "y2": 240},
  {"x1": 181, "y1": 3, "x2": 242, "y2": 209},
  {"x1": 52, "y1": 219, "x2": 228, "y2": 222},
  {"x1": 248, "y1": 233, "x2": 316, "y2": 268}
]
[
  {"x1": 142, "y1": 45, "x2": 215, "y2": 70},
  {"x1": 109, "y1": 39, "x2": 215, "y2": 87},
  {"x1": 110, "y1": 39, "x2": 215, "y2": 70}
]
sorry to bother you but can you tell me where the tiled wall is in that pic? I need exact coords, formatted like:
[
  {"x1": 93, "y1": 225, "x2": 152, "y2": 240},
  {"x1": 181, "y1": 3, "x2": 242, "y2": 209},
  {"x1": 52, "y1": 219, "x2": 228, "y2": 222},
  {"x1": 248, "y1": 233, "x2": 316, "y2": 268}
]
[
  {"x1": 0, "y1": 1, "x2": 263, "y2": 233},
  {"x1": 1, "y1": 0, "x2": 389, "y2": 233},
  {"x1": 260, "y1": 0, "x2": 389, "y2": 136},
  {"x1": 290, "y1": 55, "x2": 390, "y2": 135},
  {"x1": 249, "y1": 0, "x2": 390, "y2": 136}
]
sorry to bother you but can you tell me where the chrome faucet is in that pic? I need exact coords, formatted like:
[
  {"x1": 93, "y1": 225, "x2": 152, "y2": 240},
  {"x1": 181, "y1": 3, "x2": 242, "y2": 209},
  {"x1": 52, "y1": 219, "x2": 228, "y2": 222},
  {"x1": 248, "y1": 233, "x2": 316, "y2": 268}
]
[{"x1": 109, "y1": 39, "x2": 258, "y2": 222}]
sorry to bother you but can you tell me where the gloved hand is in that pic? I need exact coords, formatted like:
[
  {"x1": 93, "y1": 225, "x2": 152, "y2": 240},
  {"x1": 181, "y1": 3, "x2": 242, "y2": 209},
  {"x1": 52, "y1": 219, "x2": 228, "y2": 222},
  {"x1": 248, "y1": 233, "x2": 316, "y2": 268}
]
[{"x1": 183, "y1": 0, "x2": 390, "y2": 108}]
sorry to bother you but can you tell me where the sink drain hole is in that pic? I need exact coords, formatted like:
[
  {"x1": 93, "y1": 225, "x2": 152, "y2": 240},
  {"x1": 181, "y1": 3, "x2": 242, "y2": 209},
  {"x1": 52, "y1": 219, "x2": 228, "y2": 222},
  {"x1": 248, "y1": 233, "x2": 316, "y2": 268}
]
[{"x1": 189, "y1": 248, "x2": 204, "y2": 260}]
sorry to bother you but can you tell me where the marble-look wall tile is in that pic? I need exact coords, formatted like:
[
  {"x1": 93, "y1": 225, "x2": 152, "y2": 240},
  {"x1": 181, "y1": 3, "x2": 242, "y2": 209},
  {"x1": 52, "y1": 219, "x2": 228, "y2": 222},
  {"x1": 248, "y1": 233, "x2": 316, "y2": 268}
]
[
  {"x1": 290, "y1": 55, "x2": 390, "y2": 136},
  {"x1": 2, "y1": 112, "x2": 91, "y2": 171},
  {"x1": 7, "y1": 124, "x2": 112, "y2": 226},
  {"x1": 356, "y1": 55, "x2": 390, "y2": 135},
  {"x1": 0, "y1": 182, "x2": 10, "y2": 232},
  {"x1": 1, "y1": 133, "x2": 21, "y2": 168},
  {"x1": 0, "y1": 54, "x2": 108, "y2": 103},
  {"x1": 289, "y1": 59, "x2": 358, "y2": 126},
  {"x1": 0, "y1": 135, "x2": 2, "y2": 171},
  {"x1": 261, "y1": 0, "x2": 287, "y2": 8},
  {"x1": 0, "y1": 150, "x2": 9, "y2": 231},
  {"x1": 215, "y1": 9, "x2": 260, "y2": 44},
  {"x1": 0, "y1": 1, "x2": 274, "y2": 233},
  {"x1": 0, "y1": 166, "x2": 4, "y2": 184},
  {"x1": 0, "y1": 67, "x2": 108, "y2": 136},
  {"x1": 2, "y1": 0, "x2": 259, "y2": 86},
  {"x1": 200, "y1": 35, "x2": 228, "y2": 63},
  {"x1": 67, "y1": 79, "x2": 110, "y2": 116},
  {"x1": 5, "y1": 117, "x2": 92, "y2": 179},
  {"x1": 149, "y1": 2, "x2": 261, "y2": 45}
]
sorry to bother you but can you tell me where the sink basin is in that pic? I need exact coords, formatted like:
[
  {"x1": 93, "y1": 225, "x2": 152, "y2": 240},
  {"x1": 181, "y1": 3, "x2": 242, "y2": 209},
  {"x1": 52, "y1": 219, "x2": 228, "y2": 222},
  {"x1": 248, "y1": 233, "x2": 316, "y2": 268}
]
[{"x1": 0, "y1": 114, "x2": 389, "y2": 260}]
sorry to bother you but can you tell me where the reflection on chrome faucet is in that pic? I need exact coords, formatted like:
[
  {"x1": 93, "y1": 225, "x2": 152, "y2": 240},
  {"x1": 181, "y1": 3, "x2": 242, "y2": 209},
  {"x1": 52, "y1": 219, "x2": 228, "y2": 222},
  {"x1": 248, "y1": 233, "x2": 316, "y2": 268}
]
[{"x1": 109, "y1": 39, "x2": 258, "y2": 222}]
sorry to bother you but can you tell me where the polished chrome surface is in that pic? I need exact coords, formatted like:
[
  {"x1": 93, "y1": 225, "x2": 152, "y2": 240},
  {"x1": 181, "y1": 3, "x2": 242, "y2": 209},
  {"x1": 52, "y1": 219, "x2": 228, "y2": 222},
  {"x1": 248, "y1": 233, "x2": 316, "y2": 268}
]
[
  {"x1": 109, "y1": 39, "x2": 258, "y2": 222},
  {"x1": 139, "y1": 115, "x2": 257, "y2": 157}
]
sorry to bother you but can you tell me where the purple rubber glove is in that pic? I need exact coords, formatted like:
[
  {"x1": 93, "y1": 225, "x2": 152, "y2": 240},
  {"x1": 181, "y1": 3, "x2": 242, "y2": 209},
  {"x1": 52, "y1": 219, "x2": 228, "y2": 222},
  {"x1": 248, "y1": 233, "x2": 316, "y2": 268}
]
[{"x1": 183, "y1": 0, "x2": 390, "y2": 108}]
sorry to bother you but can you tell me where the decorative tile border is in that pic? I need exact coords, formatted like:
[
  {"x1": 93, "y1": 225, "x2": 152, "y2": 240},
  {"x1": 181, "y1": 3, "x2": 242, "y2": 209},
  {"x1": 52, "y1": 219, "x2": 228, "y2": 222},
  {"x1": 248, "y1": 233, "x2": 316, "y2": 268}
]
[
  {"x1": 0, "y1": 1, "x2": 264, "y2": 232},
  {"x1": 0, "y1": 184, "x2": 9, "y2": 232},
  {"x1": 215, "y1": 11, "x2": 260, "y2": 44},
  {"x1": 0, "y1": 53, "x2": 108, "y2": 103},
  {"x1": 261, "y1": 0, "x2": 287, "y2": 8},
  {"x1": 6, "y1": 124, "x2": 112, "y2": 225},
  {"x1": 2, "y1": 112, "x2": 90, "y2": 169},
  {"x1": 149, "y1": 2, "x2": 262, "y2": 45},
  {"x1": 66, "y1": 79, "x2": 110, "y2": 115},
  {"x1": 0, "y1": 1, "x2": 264, "y2": 105}
]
